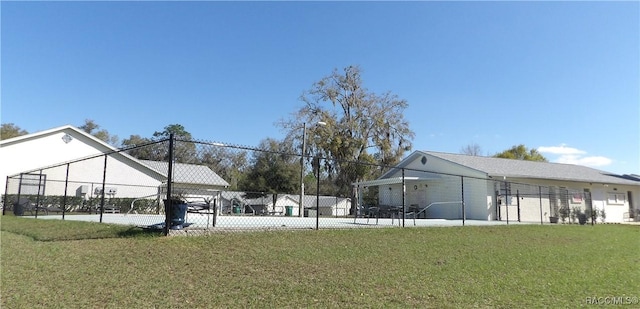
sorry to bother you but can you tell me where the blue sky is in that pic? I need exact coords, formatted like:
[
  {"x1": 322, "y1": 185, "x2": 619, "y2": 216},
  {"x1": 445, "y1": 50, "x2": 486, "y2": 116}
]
[{"x1": 2, "y1": 1, "x2": 638, "y2": 175}]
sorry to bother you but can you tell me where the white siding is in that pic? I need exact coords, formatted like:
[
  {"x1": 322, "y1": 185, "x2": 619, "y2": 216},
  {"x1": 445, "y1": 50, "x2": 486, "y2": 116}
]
[
  {"x1": 366, "y1": 151, "x2": 640, "y2": 223},
  {"x1": 1, "y1": 126, "x2": 164, "y2": 199}
]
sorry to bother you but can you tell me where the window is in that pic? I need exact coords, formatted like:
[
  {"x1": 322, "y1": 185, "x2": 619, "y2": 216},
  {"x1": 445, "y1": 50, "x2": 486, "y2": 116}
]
[
  {"x1": 607, "y1": 193, "x2": 626, "y2": 205},
  {"x1": 571, "y1": 193, "x2": 583, "y2": 204}
]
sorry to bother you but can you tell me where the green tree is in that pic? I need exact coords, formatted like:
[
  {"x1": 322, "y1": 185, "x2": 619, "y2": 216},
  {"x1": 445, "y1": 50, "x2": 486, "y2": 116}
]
[
  {"x1": 153, "y1": 124, "x2": 197, "y2": 163},
  {"x1": 121, "y1": 124, "x2": 196, "y2": 163},
  {"x1": 199, "y1": 146, "x2": 249, "y2": 191},
  {"x1": 239, "y1": 138, "x2": 299, "y2": 200},
  {"x1": 1, "y1": 123, "x2": 28, "y2": 140},
  {"x1": 152, "y1": 124, "x2": 192, "y2": 140},
  {"x1": 78, "y1": 119, "x2": 119, "y2": 146},
  {"x1": 493, "y1": 144, "x2": 548, "y2": 162},
  {"x1": 281, "y1": 65, "x2": 414, "y2": 200},
  {"x1": 121, "y1": 134, "x2": 162, "y2": 161}
]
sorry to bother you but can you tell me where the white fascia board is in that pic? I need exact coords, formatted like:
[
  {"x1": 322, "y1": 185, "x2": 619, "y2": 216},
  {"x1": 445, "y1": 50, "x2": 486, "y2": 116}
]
[{"x1": 352, "y1": 176, "x2": 441, "y2": 187}]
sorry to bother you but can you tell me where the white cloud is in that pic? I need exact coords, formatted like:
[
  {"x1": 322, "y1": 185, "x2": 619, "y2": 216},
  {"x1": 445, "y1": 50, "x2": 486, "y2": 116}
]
[
  {"x1": 556, "y1": 155, "x2": 613, "y2": 167},
  {"x1": 537, "y1": 145, "x2": 586, "y2": 155},
  {"x1": 538, "y1": 144, "x2": 613, "y2": 168}
]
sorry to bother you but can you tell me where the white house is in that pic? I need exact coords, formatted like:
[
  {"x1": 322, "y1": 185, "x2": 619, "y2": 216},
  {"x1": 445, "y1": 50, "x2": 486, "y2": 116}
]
[
  {"x1": 244, "y1": 194, "x2": 301, "y2": 216},
  {"x1": 354, "y1": 151, "x2": 640, "y2": 223},
  {"x1": 0, "y1": 125, "x2": 229, "y2": 211},
  {"x1": 303, "y1": 195, "x2": 351, "y2": 217},
  {"x1": 224, "y1": 193, "x2": 350, "y2": 217}
]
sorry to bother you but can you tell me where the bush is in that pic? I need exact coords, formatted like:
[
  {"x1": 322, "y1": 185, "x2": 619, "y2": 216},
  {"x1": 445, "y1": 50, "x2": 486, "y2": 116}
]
[
  {"x1": 558, "y1": 206, "x2": 570, "y2": 223},
  {"x1": 570, "y1": 206, "x2": 582, "y2": 224}
]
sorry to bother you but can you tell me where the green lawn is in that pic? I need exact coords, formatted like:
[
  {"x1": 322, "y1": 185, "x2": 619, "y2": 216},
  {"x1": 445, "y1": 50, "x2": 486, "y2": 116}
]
[{"x1": 1, "y1": 215, "x2": 638, "y2": 308}]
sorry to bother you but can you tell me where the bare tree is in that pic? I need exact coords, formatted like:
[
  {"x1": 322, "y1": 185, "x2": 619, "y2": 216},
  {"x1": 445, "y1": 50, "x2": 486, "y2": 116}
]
[
  {"x1": 460, "y1": 143, "x2": 483, "y2": 156},
  {"x1": 280, "y1": 65, "x2": 414, "y2": 201}
]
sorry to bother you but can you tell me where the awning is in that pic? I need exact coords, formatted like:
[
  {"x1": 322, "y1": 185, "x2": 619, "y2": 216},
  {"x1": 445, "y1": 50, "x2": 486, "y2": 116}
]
[{"x1": 352, "y1": 175, "x2": 441, "y2": 187}]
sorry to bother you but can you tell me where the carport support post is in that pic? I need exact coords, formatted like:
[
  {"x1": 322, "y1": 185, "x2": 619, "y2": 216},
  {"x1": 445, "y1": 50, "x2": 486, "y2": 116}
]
[
  {"x1": 164, "y1": 134, "x2": 175, "y2": 236},
  {"x1": 99, "y1": 155, "x2": 108, "y2": 223},
  {"x1": 461, "y1": 176, "x2": 465, "y2": 226}
]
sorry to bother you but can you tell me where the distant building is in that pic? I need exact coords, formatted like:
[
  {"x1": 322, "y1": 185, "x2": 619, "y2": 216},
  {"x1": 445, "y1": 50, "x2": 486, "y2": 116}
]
[
  {"x1": 354, "y1": 151, "x2": 640, "y2": 223},
  {"x1": 1, "y1": 125, "x2": 228, "y2": 210}
]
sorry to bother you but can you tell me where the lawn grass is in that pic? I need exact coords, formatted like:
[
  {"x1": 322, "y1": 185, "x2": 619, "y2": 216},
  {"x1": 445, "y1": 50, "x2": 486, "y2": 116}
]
[
  {"x1": 0, "y1": 213, "x2": 160, "y2": 241},
  {"x1": 1, "y1": 215, "x2": 638, "y2": 308}
]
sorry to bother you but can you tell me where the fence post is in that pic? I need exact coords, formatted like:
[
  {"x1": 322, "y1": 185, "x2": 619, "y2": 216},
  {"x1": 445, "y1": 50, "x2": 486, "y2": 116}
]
[
  {"x1": 2, "y1": 176, "x2": 9, "y2": 216},
  {"x1": 505, "y1": 179, "x2": 509, "y2": 225},
  {"x1": 99, "y1": 155, "x2": 108, "y2": 223},
  {"x1": 461, "y1": 176, "x2": 465, "y2": 226},
  {"x1": 16, "y1": 174, "x2": 24, "y2": 216},
  {"x1": 299, "y1": 123, "x2": 306, "y2": 218},
  {"x1": 34, "y1": 170, "x2": 44, "y2": 218},
  {"x1": 516, "y1": 190, "x2": 521, "y2": 222},
  {"x1": 402, "y1": 168, "x2": 406, "y2": 227},
  {"x1": 548, "y1": 189, "x2": 553, "y2": 223},
  {"x1": 539, "y1": 186, "x2": 543, "y2": 225},
  {"x1": 315, "y1": 157, "x2": 320, "y2": 230},
  {"x1": 62, "y1": 163, "x2": 70, "y2": 220},
  {"x1": 586, "y1": 190, "x2": 594, "y2": 226},
  {"x1": 164, "y1": 134, "x2": 175, "y2": 236}
]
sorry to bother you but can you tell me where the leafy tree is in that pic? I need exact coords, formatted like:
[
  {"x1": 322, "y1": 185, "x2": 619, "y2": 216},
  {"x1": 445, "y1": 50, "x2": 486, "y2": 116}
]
[
  {"x1": 78, "y1": 119, "x2": 119, "y2": 146},
  {"x1": 1, "y1": 123, "x2": 28, "y2": 140},
  {"x1": 153, "y1": 124, "x2": 197, "y2": 163},
  {"x1": 78, "y1": 119, "x2": 99, "y2": 134},
  {"x1": 122, "y1": 124, "x2": 196, "y2": 163},
  {"x1": 494, "y1": 144, "x2": 547, "y2": 162},
  {"x1": 121, "y1": 134, "x2": 164, "y2": 161},
  {"x1": 281, "y1": 65, "x2": 414, "y2": 202},
  {"x1": 239, "y1": 138, "x2": 299, "y2": 201},
  {"x1": 152, "y1": 124, "x2": 192, "y2": 140},
  {"x1": 460, "y1": 143, "x2": 483, "y2": 156},
  {"x1": 199, "y1": 146, "x2": 249, "y2": 190}
]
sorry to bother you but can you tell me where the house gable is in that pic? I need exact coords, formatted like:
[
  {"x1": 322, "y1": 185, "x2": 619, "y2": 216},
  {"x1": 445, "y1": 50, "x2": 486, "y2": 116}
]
[
  {"x1": 378, "y1": 151, "x2": 487, "y2": 180},
  {"x1": 0, "y1": 125, "x2": 165, "y2": 195}
]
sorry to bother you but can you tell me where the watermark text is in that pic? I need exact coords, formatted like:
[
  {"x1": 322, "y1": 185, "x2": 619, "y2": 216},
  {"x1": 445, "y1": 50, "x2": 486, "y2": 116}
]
[{"x1": 585, "y1": 296, "x2": 638, "y2": 306}]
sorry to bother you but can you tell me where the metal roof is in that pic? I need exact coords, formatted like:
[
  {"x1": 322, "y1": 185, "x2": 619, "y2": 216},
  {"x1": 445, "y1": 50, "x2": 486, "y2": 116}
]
[
  {"x1": 140, "y1": 160, "x2": 229, "y2": 187},
  {"x1": 422, "y1": 151, "x2": 640, "y2": 186}
]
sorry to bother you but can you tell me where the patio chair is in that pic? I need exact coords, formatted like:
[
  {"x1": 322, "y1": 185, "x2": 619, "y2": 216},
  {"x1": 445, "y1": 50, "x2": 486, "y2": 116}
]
[
  {"x1": 387, "y1": 205, "x2": 407, "y2": 226},
  {"x1": 354, "y1": 205, "x2": 380, "y2": 224},
  {"x1": 186, "y1": 199, "x2": 217, "y2": 228},
  {"x1": 44, "y1": 205, "x2": 65, "y2": 214}
]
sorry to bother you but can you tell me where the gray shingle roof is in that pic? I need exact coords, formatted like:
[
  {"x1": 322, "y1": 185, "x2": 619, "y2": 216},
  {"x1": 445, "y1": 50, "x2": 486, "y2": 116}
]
[
  {"x1": 140, "y1": 160, "x2": 229, "y2": 187},
  {"x1": 422, "y1": 151, "x2": 640, "y2": 186}
]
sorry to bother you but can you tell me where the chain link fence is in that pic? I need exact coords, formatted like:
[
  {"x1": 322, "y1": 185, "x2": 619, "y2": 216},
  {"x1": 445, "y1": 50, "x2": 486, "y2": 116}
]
[{"x1": 3, "y1": 135, "x2": 600, "y2": 235}]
